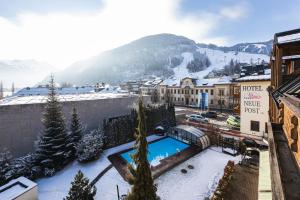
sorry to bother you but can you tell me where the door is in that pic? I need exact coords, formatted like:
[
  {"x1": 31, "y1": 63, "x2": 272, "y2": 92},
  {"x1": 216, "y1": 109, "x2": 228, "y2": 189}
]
[{"x1": 185, "y1": 98, "x2": 189, "y2": 105}]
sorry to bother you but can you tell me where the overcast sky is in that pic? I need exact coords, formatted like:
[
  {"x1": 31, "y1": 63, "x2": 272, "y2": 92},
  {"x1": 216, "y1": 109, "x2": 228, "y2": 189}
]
[{"x1": 0, "y1": 0, "x2": 299, "y2": 69}]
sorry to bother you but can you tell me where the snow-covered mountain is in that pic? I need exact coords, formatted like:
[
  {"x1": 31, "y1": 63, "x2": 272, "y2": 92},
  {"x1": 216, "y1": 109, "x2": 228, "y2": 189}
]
[
  {"x1": 0, "y1": 60, "x2": 55, "y2": 88},
  {"x1": 53, "y1": 34, "x2": 271, "y2": 85},
  {"x1": 198, "y1": 40, "x2": 273, "y2": 55}
]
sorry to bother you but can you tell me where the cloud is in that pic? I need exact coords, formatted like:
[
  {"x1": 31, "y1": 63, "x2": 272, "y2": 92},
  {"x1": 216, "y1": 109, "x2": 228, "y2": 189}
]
[
  {"x1": 0, "y1": 0, "x2": 237, "y2": 69},
  {"x1": 220, "y1": 2, "x2": 248, "y2": 20}
]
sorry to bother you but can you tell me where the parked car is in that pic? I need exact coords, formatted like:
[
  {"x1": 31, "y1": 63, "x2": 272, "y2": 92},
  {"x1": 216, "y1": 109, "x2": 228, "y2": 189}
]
[
  {"x1": 187, "y1": 114, "x2": 209, "y2": 123},
  {"x1": 242, "y1": 138, "x2": 268, "y2": 150},
  {"x1": 201, "y1": 111, "x2": 217, "y2": 118},
  {"x1": 226, "y1": 115, "x2": 240, "y2": 128},
  {"x1": 242, "y1": 138, "x2": 258, "y2": 148}
]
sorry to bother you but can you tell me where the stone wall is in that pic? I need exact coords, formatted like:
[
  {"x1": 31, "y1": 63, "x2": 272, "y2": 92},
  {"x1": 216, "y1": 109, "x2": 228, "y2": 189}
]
[{"x1": 0, "y1": 95, "x2": 148, "y2": 157}]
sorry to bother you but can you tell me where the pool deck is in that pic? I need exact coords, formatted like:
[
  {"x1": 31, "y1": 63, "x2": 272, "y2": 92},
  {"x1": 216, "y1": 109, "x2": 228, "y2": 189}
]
[{"x1": 107, "y1": 136, "x2": 202, "y2": 181}]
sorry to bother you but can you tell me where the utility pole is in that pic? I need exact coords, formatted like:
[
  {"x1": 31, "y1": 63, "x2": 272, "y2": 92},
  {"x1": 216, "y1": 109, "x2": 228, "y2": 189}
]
[
  {"x1": 11, "y1": 82, "x2": 15, "y2": 94},
  {"x1": 0, "y1": 80, "x2": 3, "y2": 99}
]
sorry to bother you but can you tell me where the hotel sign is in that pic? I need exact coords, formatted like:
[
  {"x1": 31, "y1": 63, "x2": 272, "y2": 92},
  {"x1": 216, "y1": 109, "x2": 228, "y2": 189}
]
[{"x1": 242, "y1": 86, "x2": 264, "y2": 114}]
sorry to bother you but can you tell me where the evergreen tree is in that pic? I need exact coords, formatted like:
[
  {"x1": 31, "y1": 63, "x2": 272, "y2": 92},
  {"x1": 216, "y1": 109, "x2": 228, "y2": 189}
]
[
  {"x1": 0, "y1": 148, "x2": 12, "y2": 186},
  {"x1": 35, "y1": 75, "x2": 69, "y2": 173},
  {"x1": 127, "y1": 97, "x2": 160, "y2": 200},
  {"x1": 64, "y1": 170, "x2": 96, "y2": 200},
  {"x1": 67, "y1": 107, "x2": 83, "y2": 159}
]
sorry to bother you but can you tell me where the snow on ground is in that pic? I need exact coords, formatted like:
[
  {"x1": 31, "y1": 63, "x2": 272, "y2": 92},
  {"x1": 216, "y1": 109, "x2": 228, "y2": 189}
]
[
  {"x1": 172, "y1": 47, "x2": 269, "y2": 81},
  {"x1": 156, "y1": 147, "x2": 241, "y2": 200},
  {"x1": 37, "y1": 135, "x2": 162, "y2": 200},
  {"x1": 94, "y1": 146, "x2": 241, "y2": 200},
  {"x1": 38, "y1": 135, "x2": 241, "y2": 200}
]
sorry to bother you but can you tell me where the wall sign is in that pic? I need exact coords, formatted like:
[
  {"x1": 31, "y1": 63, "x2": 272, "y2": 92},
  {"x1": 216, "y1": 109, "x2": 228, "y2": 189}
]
[{"x1": 242, "y1": 85, "x2": 264, "y2": 114}]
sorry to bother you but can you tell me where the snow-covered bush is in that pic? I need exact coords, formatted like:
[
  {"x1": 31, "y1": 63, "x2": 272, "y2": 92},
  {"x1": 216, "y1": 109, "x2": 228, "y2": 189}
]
[
  {"x1": 6, "y1": 153, "x2": 37, "y2": 180},
  {"x1": 0, "y1": 148, "x2": 12, "y2": 186},
  {"x1": 76, "y1": 129, "x2": 104, "y2": 163},
  {"x1": 44, "y1": 168, "x2": 56, "y2": 177}
]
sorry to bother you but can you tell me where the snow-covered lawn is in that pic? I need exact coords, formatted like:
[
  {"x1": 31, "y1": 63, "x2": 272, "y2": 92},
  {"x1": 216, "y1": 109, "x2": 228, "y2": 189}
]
[
  {"x1": 37, "y1": 136, "x2": 241, "y2": 200},
  {"x1": 37, "y1": 135, "x2": 162, "y2": 200},
  {"x1": 94, "y1": 146, "x2": 241, "y2": 200}
]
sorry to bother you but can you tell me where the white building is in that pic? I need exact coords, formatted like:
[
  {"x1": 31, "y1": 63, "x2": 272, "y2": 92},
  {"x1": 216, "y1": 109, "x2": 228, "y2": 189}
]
[
  {"x1": 14, "y1": 85, "x2": 105, "y2": 97},
  {"x1": 158, "y1": 76, "x2": 235, "y2": 110},
  {"x1": 0, "y1": 177, "x2": 37, "y2": 200},
  {"x1": 139, "y1": 79, "x2": 163, "y2": 95},
  {"x1": 236, "y1": 74, "x2": 271, "y2": 139}
]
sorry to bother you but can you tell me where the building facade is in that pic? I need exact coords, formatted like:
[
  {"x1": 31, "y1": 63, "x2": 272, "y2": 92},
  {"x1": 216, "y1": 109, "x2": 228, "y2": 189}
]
[
  {"x1": 266, "y1": 28, "x2": 300, "y2": 199},
  {"x1": 158, "y1": 77, "x2": 235, "y2": 110},
  {"x1": 236, "y1": 75, "x2": 270, "y2": 138},
  {"x1": 139, "y1": 79, "x2": 162, "y2": 95}
]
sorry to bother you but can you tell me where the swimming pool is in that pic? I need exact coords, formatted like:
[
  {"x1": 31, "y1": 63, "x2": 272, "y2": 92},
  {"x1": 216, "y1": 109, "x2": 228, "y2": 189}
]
[{"x1": 121, "y1": 137, "x2": 190, "y2": 166}]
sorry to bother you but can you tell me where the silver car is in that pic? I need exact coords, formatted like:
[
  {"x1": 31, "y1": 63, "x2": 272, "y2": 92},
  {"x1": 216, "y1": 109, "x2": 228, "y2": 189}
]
[{"x1": 187, "y1": 114, "x2": 209, "y2": 123}]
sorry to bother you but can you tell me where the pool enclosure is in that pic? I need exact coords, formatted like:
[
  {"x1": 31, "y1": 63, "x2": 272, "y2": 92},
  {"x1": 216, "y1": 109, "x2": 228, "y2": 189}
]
[{"x1": 167, "y1": 125, "x2": 210, "y2": 150}]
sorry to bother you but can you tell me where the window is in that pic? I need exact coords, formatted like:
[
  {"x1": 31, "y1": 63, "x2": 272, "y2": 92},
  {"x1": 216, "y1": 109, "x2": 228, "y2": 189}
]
[
  {"x1": 211, "y1": 99, "x2": 213, "y2": 104},
  {"x1": 250, "y1": 121, "x2": 260, "y2": 132},
  {"x1": 191, "y1": 90, "x2": 194, "y2": 94},
  {"x1": 191, "y1": 98, "x2": 194, "y2": 102},
  {"x1": 174, "y1": 89, "x2": 176, "y2": 94},
  {"x1": 205, "y1": 89, "x2": 208, "y2": 93},
  {"x1": 171, "y1": 89, "x2": 173, "y2": 94},
  {"x1": 161, "y1": 88, "x2": 164, "y2": 94},
  {"x1": 182, "y1": 98, "x2": 184, "y2": 101},
  {"x1": 182, "y1": 89, "x2": 184, "y2": 94},
  {"x1": 196, "y1": 89, "x2": 198, "y2": 95},
  {"x1": 178, "y1": 89, "x2": 180, "y2": 94},
  {"x1": 200, "y1": 89, "x2": 203, "y2": 93},
  {"x1": 219, "y1": 89, "x2": 225, "y2": 96},
  {"x1": 196, "y1": 98, "x2": 198, "y2": 103},
  {"x1": 211, "y1": 90, "x2": 214, "y2": 95},
  {"x1": 178, "y1": 97, "x2": 180, "y2": 101}
]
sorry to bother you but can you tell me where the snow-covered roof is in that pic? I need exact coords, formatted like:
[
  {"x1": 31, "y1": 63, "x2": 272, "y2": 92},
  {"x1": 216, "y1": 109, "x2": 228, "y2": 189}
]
[
  {"x1": 0, "y1": 93, "x2": 135, "y2": 106},
  {"x1": 0, "y1": 177, "x2": 37, "y2": 200},
  {"x1": 236, "y1": 74, "x2": 271, "y2": 82},
  {"x1": 160, "y1": 76, "x2": 232, "y2": 87},
  {"x1": 142, "y1": 79, "x2": 163, "y2": 87},
  {"x1": 277, "y1": 33, "x2": 300, "y2": 44},
  {"x1": 282, "y1": 55, "x2": 300, "y2": 60},
  {"x1": 160, "y1": 77, "x2": 180, "y2": 87},
  {"x1": 14, "y1": 86, "x2": 100, "y2": 97}
]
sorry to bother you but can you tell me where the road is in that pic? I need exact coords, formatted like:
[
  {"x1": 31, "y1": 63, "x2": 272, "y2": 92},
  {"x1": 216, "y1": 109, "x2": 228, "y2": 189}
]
[{"x1": 175, "y1": 106, "x2": 239, "y2": 131}]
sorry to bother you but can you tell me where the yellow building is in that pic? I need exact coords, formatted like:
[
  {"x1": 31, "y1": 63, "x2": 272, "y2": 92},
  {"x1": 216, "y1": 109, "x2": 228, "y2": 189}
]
[{"x1": 158, "y1": 76, "x2": 235, "y2": 111}]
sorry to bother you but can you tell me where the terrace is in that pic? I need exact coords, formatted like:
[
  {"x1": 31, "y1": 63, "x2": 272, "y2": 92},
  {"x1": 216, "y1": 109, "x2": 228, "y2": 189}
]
[{"x1": 37, "y1": 133, "x2": 241, "y2": 200}]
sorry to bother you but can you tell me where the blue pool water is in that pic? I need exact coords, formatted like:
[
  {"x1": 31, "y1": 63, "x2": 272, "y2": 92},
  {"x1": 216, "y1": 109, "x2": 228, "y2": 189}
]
[{"x1": 121, "y1": 137, "x2": 190, "y2": 166}]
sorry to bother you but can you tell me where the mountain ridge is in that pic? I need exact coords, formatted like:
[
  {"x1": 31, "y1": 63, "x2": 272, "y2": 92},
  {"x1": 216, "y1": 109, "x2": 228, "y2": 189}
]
[
  {"x1": 0, "y1": 33, "x2": 272, "y2": 87},
  {"x1": 53, "y1": 33, "x2": 271, "y2": 85}
]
